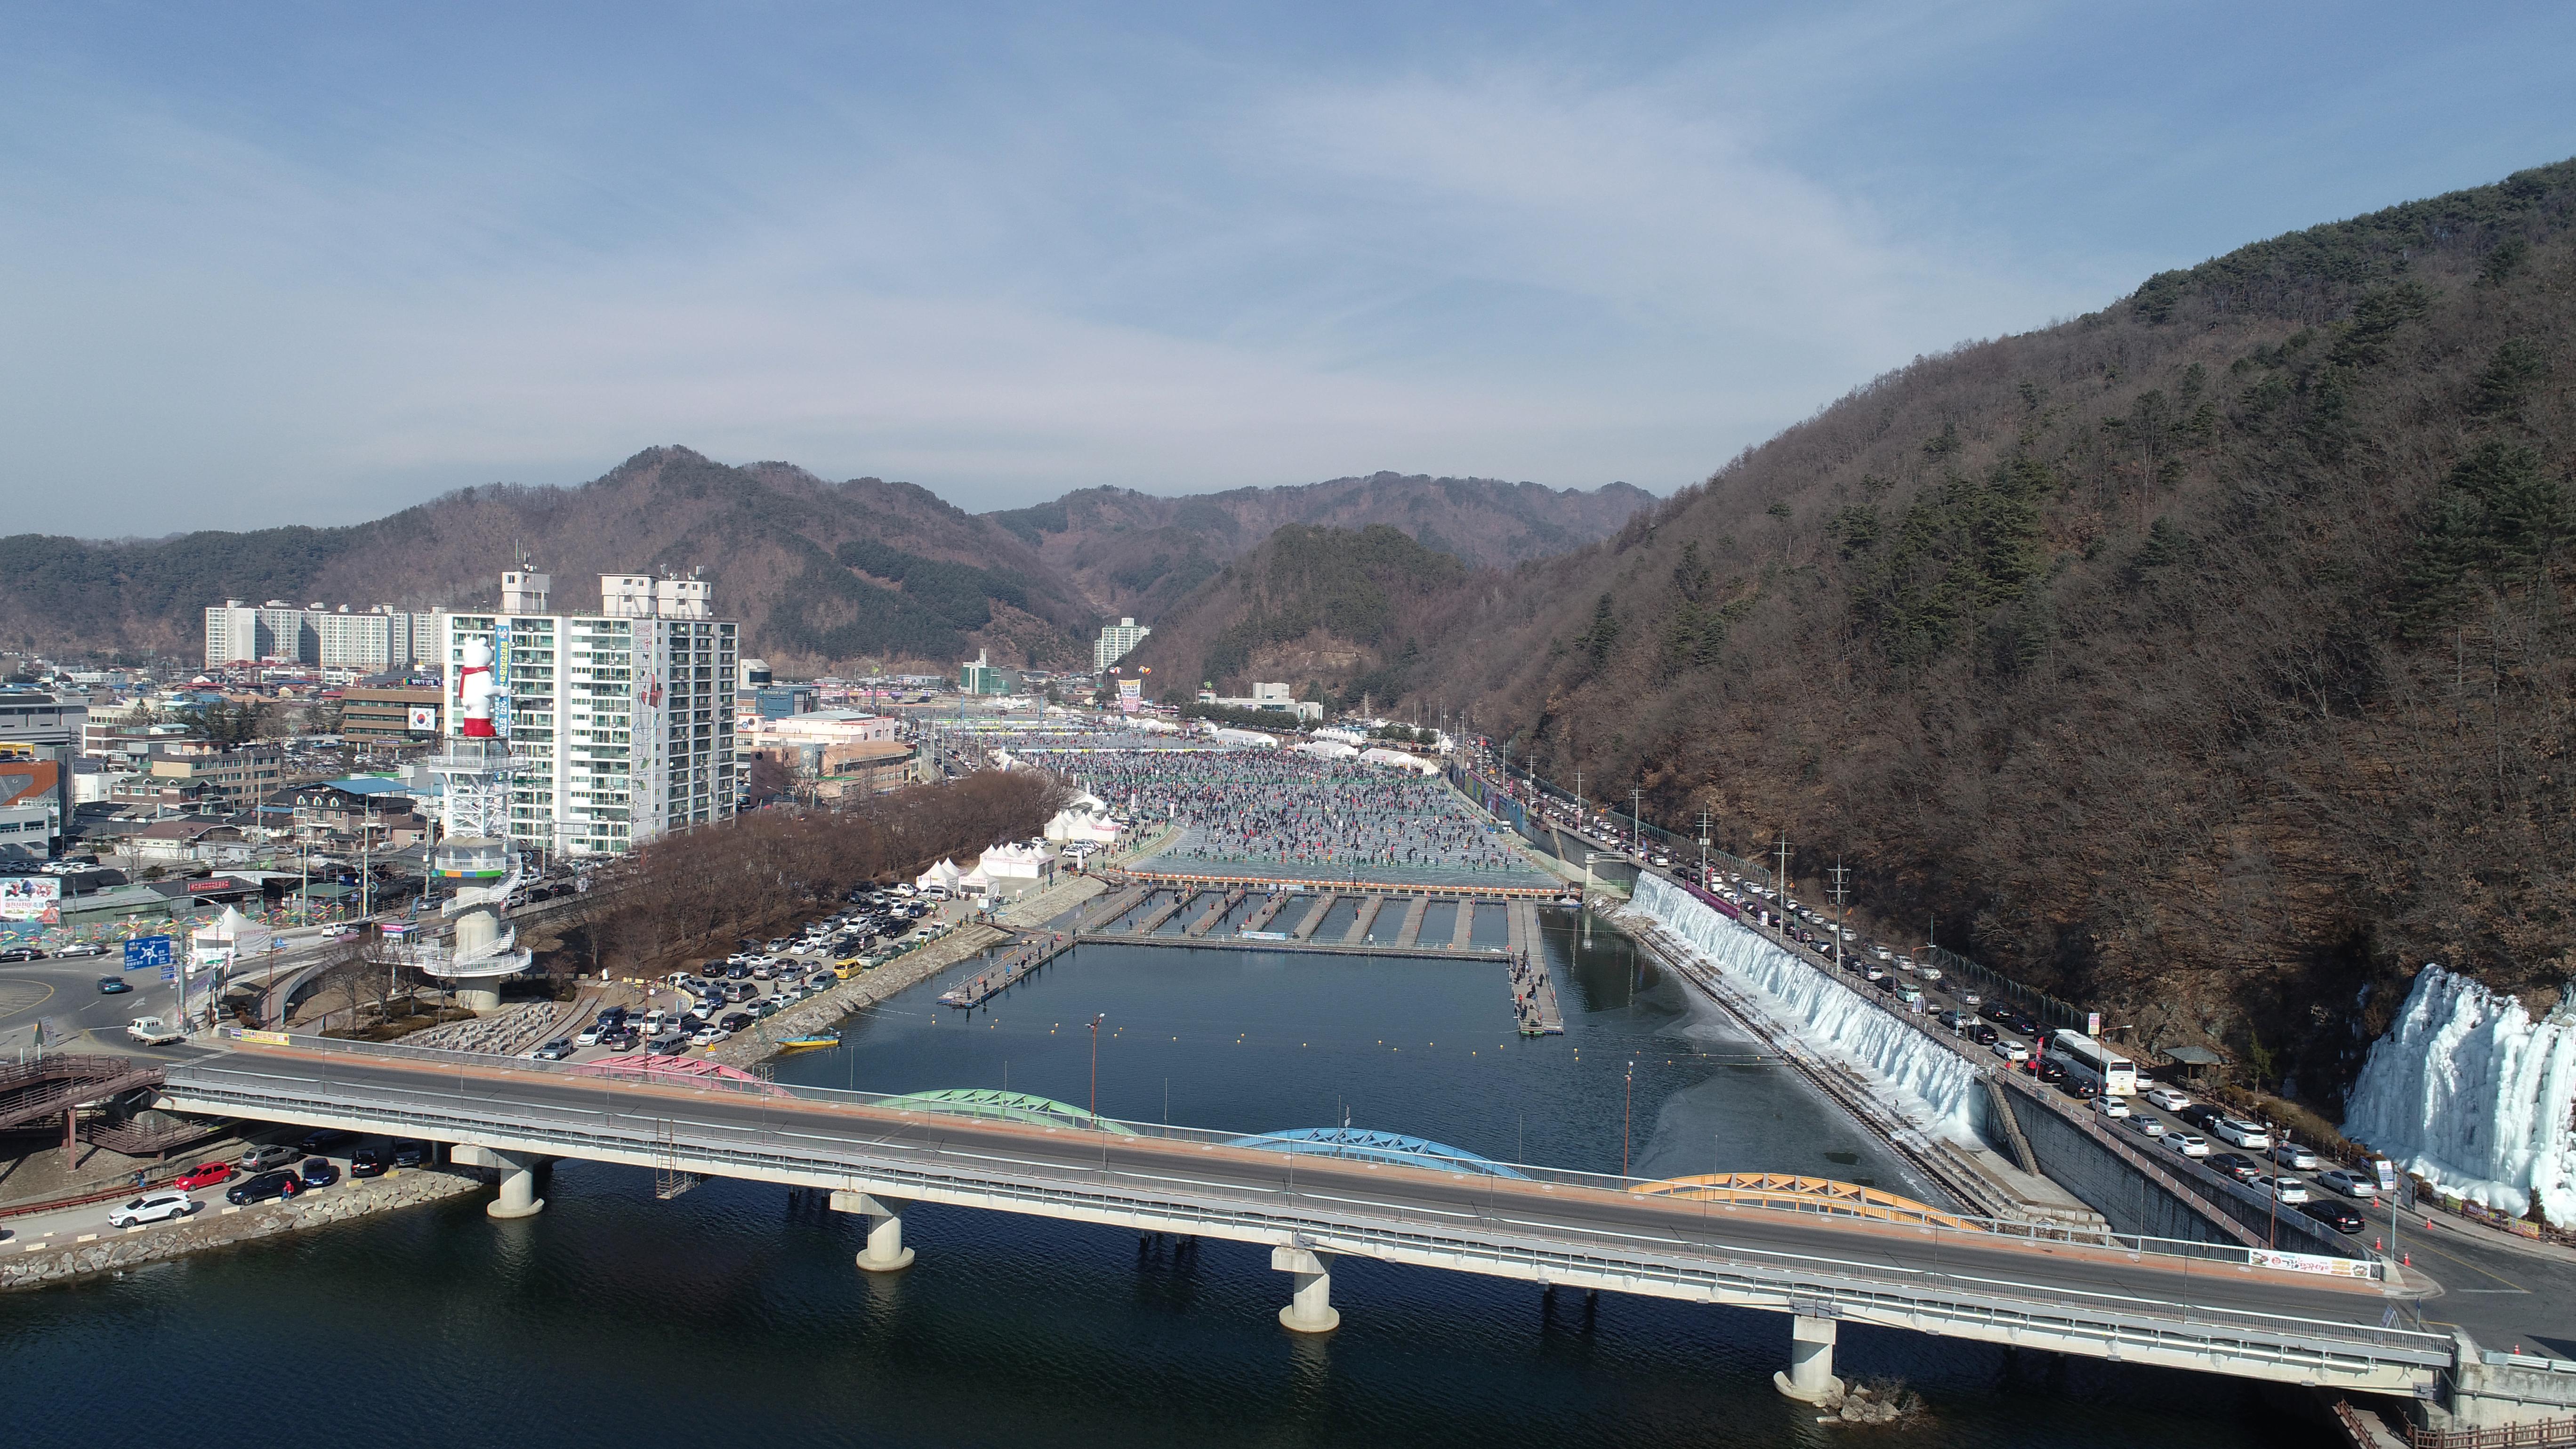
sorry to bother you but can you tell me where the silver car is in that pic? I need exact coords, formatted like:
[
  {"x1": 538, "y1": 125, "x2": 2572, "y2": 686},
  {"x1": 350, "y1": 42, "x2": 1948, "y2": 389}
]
[{"x1": 2270, "y1": 1142, "x2": 2320, "y2": 1170}]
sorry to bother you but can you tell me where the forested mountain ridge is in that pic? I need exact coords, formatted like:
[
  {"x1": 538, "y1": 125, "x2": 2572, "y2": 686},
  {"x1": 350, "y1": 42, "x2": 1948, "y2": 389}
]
[
  {"x1": 1403, "y1": 158, "x2": 2576, "y2": 1106},
  {"x1": 0, "y1": 447, "x2": 1100, "y2": 674},
  {"x1": 1120, "y1": 523, "x2": 1468, "y2": 706},
  {"x1": 0, "y1": 458, "x2": 1649, "y2": 675},
  {"x1": 983, "y1": 472, "x2": 1651, "y2": 620}
]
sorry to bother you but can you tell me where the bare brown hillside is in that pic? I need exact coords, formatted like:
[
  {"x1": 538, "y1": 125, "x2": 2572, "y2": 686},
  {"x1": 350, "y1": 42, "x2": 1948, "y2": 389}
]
[
  {"x1": 1402, "y1": 159, "x2": 2576, "y2": 1107},
  {"x1": 984, "y1": 473, "x2": 1650, "y2": 619}
]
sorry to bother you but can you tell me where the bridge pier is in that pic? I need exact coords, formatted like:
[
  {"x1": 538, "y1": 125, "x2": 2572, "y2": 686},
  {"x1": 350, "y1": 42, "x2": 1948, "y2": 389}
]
[
  {"x1": 1773, "y1": 1315, "x2": 1845, "y2": 1403},
  {"x1": 1272, "y1": 1245, "x2": 1339, "y2": 1333},
  {"x1": 452, "y1": 1145, "x2": 545, "y2": 1218},
  {"x1": 831, "y1": 1190, "x2": 917, "y2": 1272}
]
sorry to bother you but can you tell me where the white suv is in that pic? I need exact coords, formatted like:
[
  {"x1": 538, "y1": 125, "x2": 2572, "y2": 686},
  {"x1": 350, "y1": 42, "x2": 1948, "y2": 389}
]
[
  {"x1": 107, "y1": 1190, "x2": 197, "y2": 1228},
  {"x1": 2210, "y1": 1118, "x2": 2272, "y2": 1150}
]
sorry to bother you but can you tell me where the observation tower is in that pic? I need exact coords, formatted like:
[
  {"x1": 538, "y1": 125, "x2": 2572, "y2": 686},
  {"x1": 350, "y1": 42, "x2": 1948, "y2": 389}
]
[{"x1": 411, "y1": 636, "x2": 532, "y2": 1010}]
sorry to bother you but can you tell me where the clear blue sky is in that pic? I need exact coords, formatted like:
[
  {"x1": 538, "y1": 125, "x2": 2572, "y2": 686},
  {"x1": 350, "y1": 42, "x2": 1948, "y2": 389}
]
[{"x1": 4, "y1": 1, "x2": 2569, "y2": 535}]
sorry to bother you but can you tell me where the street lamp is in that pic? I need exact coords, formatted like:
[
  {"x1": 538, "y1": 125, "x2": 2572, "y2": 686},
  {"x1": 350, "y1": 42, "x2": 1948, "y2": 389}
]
[{"x1": 1089, "y1": 1012, "x2": 1107, "y2": 1118}]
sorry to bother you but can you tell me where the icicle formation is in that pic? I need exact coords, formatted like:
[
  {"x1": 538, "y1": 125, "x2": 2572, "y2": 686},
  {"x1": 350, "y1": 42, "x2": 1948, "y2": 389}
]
[
  {"x1": 1633, "y1": 874, "x2": 1980, "y2": 1139},
  {"x1": 2343, "y1": 965, "x2": 2576, "y2": 1225}
]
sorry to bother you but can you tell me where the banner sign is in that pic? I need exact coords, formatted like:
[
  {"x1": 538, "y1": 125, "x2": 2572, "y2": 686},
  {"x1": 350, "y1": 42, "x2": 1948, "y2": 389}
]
[
  {"x1": 124, "y1": 934, "x2": 174, "y2": 970},
  {"x1": 492, "y1": 623, "x2": 514, "y2": 736},
  {"x1": 2249, "y1": 1248, "x2": 2381, "y2": 1280},
  {"x1": 0, "y1": 876, "x2": 60, "y2": 922},
  {"x1": 1117, "y1": 678, "x2": 1142, "y2": 715}
]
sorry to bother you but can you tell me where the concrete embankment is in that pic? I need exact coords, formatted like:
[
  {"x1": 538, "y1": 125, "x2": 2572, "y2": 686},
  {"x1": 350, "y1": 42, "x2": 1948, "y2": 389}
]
[
  {"x1": 708, "y1": 924, "x2": 1006, "y2": 1069},
  {"x1": 1, "y1": 1169, "x2": 487, "y2": 1291}
]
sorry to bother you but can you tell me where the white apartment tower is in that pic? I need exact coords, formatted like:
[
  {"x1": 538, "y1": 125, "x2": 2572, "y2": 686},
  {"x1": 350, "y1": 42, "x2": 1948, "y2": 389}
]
[
  {"x1": 440, "y1": 567, "x2": 737, "y2": 858},
  {"x1": 1095, "y1": 617, "x2": 1150, "y2": 673}
]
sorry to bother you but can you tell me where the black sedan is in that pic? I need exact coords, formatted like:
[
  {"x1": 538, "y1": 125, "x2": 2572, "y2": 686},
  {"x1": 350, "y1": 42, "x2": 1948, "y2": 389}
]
[
  {"x1": 0, "y1": 946, "x2": 44, "y2": 963},
  {"x1": 225, "y1": 1169, "x2": 304, "y2": 1206},
  {"x1": 2299, "y1": 1199, "x2": 2367, "y2": 1235},
  {"x1": 349, "y1": 1146, "x2": 389, "y2": 1178},
  {"x1": 96, "y1": 975, "x2": 133, "y2": 994}
]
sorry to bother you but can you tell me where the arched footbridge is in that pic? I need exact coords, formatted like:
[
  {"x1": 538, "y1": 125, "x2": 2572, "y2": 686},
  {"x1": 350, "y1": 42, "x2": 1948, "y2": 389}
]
[{"x1": 151, "y1": 1032, "x2": 2454, "y2": 1401}]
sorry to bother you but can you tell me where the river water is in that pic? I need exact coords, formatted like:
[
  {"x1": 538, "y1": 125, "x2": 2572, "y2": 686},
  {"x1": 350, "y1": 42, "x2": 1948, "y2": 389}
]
[{"x1": 1, "y1": 910, "x2": 2333, "y2": 1447}]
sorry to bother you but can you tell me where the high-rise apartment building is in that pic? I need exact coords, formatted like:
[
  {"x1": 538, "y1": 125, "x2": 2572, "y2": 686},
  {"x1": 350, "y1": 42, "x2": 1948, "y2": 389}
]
[
  {"x1": 1095, "y1": 617, "x2": 1150, "y2": 673},
  {"x1": 439, "y1": 568, "x2": 736, "y2": 859},
  {"x1": 206, "y1": 601, "x2": 438, "y2": 669}
]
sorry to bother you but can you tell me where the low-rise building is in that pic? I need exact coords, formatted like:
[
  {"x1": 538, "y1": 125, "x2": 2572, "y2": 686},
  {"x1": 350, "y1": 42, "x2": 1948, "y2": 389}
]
[
  {"x1": 146, "y1": 741, "x2": 286, "y2": 812},
  {"x1": 341, "y1": 686, "x2": 443, "y2": 741}
]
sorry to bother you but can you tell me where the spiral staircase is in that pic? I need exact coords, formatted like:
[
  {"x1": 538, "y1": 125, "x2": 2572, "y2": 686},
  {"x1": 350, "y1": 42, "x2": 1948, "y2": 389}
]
[{"x1": 407, "y1": 837, "x2": 534, "y2": 1010}]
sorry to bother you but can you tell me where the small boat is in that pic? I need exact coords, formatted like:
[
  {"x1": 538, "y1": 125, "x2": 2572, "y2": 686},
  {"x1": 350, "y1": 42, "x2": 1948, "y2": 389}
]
[{"x1": 775, "y1": 1033, "x2": 840, "y2": 1053}]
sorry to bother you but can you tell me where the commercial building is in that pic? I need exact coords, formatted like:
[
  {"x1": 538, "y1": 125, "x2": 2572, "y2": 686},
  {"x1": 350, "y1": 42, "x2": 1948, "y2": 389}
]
[
  {"x1": 1095, "y1": 617, "x2": 1150, "y2": 673},
  {"x1": 340, "y1": 686, "x2": 443, "y2": 741},
  {"x1": 206, "y1": 600, "x2": 439, "y2": 669},
  {"x1": 0, "y1": 692, "x2": 85, "y2": 856},
  {"x1": 751, "y1": 683, "x2": 819, "y2": 719},
  {"x1": 1199, "y1": 681, "x2": 1323, "y2": 722},
  {"x1": 439, "y1": 567, "x2": 737, "y2": 859},
  {"x1": 959, "y1": 650, "x2": 1019, "y2": 696}
]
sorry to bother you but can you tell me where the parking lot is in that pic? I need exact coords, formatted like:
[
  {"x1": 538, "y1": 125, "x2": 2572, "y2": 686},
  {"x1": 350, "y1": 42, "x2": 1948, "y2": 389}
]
[{"x1": 520, "y1": 888, "x2": 954, "y2": 1065}]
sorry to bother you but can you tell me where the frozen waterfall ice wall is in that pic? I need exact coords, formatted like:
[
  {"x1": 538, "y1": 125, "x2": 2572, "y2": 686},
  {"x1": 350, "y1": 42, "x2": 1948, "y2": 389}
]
[
  {"x1": 2342, "y1": 965, "x2": 2576, "y2": 1224},
  {"x1": 1633, "y1": 874, "x2": 1980, "y2": 1140}
]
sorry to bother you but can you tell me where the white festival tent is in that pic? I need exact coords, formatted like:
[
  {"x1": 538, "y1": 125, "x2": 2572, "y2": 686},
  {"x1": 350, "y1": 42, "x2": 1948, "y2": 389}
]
[
  {"x1": 1359, "y1": 747, "x2": 1444, "y2": 774},
  {"x1": 914, "y1": 859, "x2": 966, "y2": 894},
  {"x1": 1289, "y1": 739, "x2": 1359, "y2": 759},
  {"x1": 190, "y1": 904, "x2": 274, "y2": 971},
  {"x1": 979, "y1": 842, "x2": 1055, "y2": 880}
]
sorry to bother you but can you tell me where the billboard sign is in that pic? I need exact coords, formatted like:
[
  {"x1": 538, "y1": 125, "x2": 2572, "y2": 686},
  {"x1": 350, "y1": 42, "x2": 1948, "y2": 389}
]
[
  {"x1": 407, "y1": 706, "x2": 439, "y2": 733},
  {"x1": 0, "y1": 876, "x2": 60, "y2": 922},
  {"x1": 2085, "y1": 1011, "x2": 2102, "y2": 1037},
  {"x1": 1117, "y1": 678, "x2": 1142, "y2": 715},
  {"x1": 124, "y1": 934, "x2": 175, "y2": 970}
]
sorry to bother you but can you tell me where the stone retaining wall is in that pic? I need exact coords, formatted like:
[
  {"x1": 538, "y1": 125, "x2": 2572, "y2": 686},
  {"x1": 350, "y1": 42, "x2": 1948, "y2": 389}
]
[{"x1": 1, "y1": 1168, "x2": 487, "y2": 1291}]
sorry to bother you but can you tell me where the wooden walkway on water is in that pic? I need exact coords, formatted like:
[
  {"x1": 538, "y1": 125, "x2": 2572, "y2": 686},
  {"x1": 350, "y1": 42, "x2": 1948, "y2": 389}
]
[{"x1": 939, "y1": 931, "x2": 1076, "y2": 1009}]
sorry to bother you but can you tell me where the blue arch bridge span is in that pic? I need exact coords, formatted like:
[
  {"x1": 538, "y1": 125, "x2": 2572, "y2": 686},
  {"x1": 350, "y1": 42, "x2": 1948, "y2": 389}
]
[{"x1": 152, "y1": 1032, "x2": 2452, "y2": 1404}]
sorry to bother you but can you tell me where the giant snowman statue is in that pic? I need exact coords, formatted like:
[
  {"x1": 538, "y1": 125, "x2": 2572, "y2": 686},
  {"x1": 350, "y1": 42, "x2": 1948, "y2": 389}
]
[{"x1": 456, "y1": 636, "x2": 499, "y2": 738}]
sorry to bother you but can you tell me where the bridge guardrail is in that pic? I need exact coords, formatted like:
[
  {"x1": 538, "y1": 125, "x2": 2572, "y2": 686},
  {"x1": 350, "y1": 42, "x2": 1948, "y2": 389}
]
[
  {"x1": 160, "y1": 1048, "x2": 2457, "y2": 1371},
  {"x1": 207, "y1": 1028, "x2": 2343, "y2": 1276}
]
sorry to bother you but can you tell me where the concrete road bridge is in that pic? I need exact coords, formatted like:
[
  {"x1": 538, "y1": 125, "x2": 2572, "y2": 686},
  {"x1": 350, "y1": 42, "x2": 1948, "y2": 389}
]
[{"x1": 145, "y1": 1030, "x2": 2458, "y2": 1403}]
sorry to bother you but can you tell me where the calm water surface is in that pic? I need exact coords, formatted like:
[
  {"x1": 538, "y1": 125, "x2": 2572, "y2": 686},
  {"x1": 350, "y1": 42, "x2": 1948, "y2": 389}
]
[{"x1": 0, "y1": 910, "x2": 2334, "y2": 1448}]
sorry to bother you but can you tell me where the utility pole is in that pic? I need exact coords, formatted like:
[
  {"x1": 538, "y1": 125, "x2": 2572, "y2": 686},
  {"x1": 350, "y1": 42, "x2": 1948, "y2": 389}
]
[
  {"x1": 1697, "y1": 808, "x2": 1713, "y2": 890},
  {"x1": 1772, "y1": 832, "x2": 1793, "y2": 936},
  {"x1": 1827, "y1": 857, "x2": 1852, "y2": 974},
  {"x1": 1632, "y1": 785, "x2": 1643, "y2": 853}
]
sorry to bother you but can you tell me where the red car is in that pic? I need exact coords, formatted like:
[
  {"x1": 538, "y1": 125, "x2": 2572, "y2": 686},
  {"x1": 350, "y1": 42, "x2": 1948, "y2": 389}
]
[{"x1": 171, "y1": 1161, "x2": 233, "y2": 1191}]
